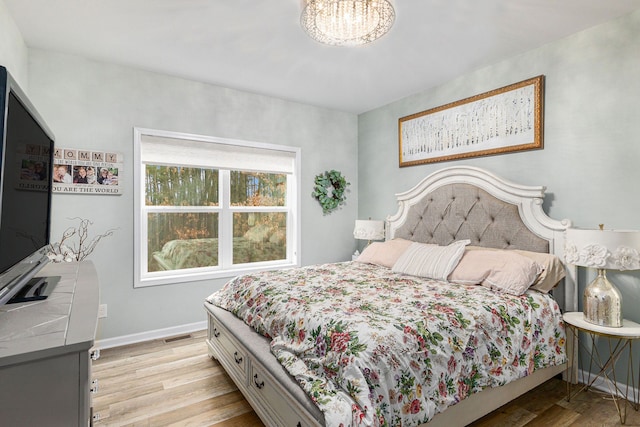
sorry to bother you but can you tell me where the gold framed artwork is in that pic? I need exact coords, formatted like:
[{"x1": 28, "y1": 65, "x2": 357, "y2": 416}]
[{"x1": 398, "y1": 75, "x2": 544, "y2": 167}]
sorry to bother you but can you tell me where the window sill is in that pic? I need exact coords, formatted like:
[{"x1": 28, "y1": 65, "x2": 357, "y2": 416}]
[{"x1": 135, "y1": 261, "x2": 300, "y2": 288}]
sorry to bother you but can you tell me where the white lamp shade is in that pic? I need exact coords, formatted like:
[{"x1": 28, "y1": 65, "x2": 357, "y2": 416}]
[
  {"x1": 353, "y1": 220, "x2": 385, "y2": 241},
  {"x1": 565, "y1": 228, "x2": 640, "y2": 270}
]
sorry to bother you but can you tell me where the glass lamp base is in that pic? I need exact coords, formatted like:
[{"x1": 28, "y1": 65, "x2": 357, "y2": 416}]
[{"x1": 583, "y1": 269, "x2": 622, "y2": 328}]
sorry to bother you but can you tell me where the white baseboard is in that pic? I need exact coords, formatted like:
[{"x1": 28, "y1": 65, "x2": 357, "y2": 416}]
[
  {"x1": 576, "y1": 368, "x2": 638, "y2": 401},
  {"x1": 95, "y1": 320, "x2": 207, "y2": 350}
]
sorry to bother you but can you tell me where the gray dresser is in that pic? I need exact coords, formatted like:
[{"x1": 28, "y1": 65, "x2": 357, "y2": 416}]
[{"x1": 0, "y1": 261, "x2": 99, "y2": 426}]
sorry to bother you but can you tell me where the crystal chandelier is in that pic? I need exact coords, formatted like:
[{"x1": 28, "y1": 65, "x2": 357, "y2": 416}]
[{"x1": 301, "y1": 0, "x2": 395, "y2": 46}]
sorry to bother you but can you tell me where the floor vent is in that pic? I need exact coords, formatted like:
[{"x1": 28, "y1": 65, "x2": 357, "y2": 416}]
[{"x1": 164, "y1": 334, "x2": 192, "y2": 343}]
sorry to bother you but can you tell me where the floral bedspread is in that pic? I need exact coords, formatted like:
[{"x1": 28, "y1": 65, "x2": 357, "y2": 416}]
[{"x1": 207, "y1": 261, "x2": 566, "y2": 426}]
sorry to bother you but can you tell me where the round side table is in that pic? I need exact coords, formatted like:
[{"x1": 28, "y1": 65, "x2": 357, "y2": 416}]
[{"x1": 563, "y1": 311, "x2": 640, "y2": 424}]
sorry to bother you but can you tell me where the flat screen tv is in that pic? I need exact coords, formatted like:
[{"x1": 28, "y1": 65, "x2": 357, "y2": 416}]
[{"x1": 0, "y1": 65, "x2": 55, "y2": 305}]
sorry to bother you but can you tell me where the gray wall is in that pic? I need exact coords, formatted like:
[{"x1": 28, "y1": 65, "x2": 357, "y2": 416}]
[
  {"x1": 24, "y1": 50, "x2": 358, "y2": 340},
  {"x1": 359, "y1": 8, "x2": 640, "y2": 227},
  {"x1": 358, "y1": 10, "x2": 640, "y2": 383},
  {"x1": 358, "y1": 9, "x2": 640, "y2": 321},
  {"x1": 0, "y1": 0, "x2": 28, "y2": 88}
]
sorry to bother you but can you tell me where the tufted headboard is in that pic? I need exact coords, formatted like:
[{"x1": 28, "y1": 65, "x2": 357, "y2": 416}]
[
  {"x1": 386, "y1": 166, "x2": 577, "y2": 312},
  {"x1": 392, "y1": 183, "x2": 549, "y2": 252}
]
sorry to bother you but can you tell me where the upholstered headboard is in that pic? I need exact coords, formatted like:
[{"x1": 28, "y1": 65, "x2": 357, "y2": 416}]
[
  {"x1": 386, "y1": 166, "x2": 577, "y2": 311},
  {"x1": 392, "y1": 183, "x2": 549, "y2": 252}
]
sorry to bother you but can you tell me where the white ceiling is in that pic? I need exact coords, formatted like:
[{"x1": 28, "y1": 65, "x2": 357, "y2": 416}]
[{"x1": 5, "y1": 0, "x2": 640, "y2": 114}]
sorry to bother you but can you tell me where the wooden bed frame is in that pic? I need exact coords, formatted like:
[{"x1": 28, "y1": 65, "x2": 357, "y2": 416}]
[{"x1": 204, "y1": 166, "x2": 577, "y2": 426}]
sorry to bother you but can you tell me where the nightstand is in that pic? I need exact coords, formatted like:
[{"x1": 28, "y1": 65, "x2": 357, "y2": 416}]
[{"x1": 563, "y1": 311, "x2": 640, "y2": 424}]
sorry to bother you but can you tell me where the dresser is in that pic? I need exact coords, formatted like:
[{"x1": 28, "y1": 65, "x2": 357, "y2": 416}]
[{"x1": 0, "y1": 261, "x2": 99, "y2": 427}]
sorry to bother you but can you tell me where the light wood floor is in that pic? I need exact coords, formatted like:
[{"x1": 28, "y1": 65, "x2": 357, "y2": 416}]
[{"x1": 92, "y1": 330, "x2": 640, "y2": 426}]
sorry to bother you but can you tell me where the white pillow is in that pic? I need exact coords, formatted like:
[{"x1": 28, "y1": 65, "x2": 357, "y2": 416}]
[{"x1": 392, "y1": 240, "x2": 470, "y2": 281}]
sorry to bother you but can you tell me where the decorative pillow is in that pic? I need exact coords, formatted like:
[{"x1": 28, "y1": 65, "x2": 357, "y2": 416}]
[
  {"x1": 392, "y1": 240, "x2": 470, "y2": 281},
  {"x1": 355, "y1": 238, "x2": 412, "y2": 268},
  {"x1": 449, "y1": 249, "x2": 543, "y2": 296},
  {"x1": 513, "y1": 249, "x2": 566, "y2": 293},
  {"x1": 464, "y1": 246, "x2": 565, "y2": 293}
]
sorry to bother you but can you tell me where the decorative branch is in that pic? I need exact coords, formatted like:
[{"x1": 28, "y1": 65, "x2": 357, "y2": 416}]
[{"x1": 48, "y1": 217, "x2": 116, "y2": 262}]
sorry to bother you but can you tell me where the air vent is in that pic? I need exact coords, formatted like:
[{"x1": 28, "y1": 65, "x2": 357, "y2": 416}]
[{"x1": 164, "y1": 334, "x2": 192, "y2": 343}]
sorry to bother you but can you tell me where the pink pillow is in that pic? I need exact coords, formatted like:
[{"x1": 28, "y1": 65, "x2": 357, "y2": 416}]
[
  {"x1": 464, "y1": 246, "x2": 565, "y2": 293},
  {"x1": 513, "y1": 249, "x2": 565, "y2": 293},
  {"x1": 355, "y1": 238, "x2": 412, "y2": 268},
  {"x1": 449, "y1": 249, "x2": 543, "y2": 296}
]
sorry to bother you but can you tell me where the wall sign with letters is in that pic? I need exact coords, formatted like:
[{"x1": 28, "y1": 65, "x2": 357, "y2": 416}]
[
  {"x1": 52, "y1": 148, "x2": 123, "y2": 195},
  {"x1": 15, "y1": 143, "x2": 51, "y2": 192}
]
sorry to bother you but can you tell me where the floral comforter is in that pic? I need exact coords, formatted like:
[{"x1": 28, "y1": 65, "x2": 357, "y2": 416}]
[{"x1": 207, "y1": 261, "x2": 566, "y2": 426}]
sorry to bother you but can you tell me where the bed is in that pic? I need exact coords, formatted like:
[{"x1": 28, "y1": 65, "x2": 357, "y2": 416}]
[{"x1": 203, "y1": 166, "x2": 577, "y2": 426}]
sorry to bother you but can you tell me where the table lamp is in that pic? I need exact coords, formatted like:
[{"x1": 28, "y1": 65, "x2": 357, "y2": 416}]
[
  {"x1": 564, "y1": 225, "x2": 640, "y2": 327},
  {"x1": 353, "y1": 219, "x2": 385, "y2": 247}
]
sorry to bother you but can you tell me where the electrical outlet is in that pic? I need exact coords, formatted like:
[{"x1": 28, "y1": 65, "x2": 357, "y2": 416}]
[{"x1": 98, "y1": 304, "x2": 107, "y2": 318}]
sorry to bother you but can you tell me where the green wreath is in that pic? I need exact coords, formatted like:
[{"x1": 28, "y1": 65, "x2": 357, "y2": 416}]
[{"x1": 312, "y1": 170, "x2": 350, "y2": 214}]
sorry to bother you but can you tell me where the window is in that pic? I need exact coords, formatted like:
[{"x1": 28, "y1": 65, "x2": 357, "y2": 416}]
[{"x1": 134, "y1": 128, "x2": 300, "y2": 287}]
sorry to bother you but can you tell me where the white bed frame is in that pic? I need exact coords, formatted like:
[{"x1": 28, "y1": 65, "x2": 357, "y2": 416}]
[
  {"x1": 204, "y1": 166, "x2": 577, "y2": 426},
  {"x1": 387, "y1": 166, "x2": 577, "y2": 313}
]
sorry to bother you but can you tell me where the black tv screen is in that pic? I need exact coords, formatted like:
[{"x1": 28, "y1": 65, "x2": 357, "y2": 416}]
[
  {"x1": 0, "y1": 66, "x2": 54, "y2": 304},
  {"x1": 0, "y1": 91, "x2": 52, "y2": 270}
]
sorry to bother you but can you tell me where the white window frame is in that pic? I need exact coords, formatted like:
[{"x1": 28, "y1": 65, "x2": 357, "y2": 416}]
[{"x1": 133, "y1": 127, "x2": 301, "y2": 288}]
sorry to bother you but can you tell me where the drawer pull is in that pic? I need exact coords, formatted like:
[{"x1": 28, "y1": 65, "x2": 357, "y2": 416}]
[
  {"x1": 213, "y1": 327, "x2": 220, "y2": 338},
  {"x1": 234, "y1": 351, "x2": 243, "y2": 364},
  {"x1": 253, "y1": 374, "x2": 265, "y2": 389},
  {"x1": 297, "y1": 423, "x2": 302, "y2": 427}
]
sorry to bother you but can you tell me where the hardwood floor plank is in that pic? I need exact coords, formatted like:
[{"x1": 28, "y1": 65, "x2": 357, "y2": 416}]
[
  {"x1": 164, "y1": 400, "x2": 255, "y2": 427},
  {"x1": 469, "y1": 405, "x2": 537, "y2": 427},
  {"x1": 140, "y1": 391, "x2": 254, "y2": 427},
  {"x1": 105, "y1": 376, "x2": 236, "y2": 421},
  {"x1": 95, "y1": 331, "x2": 206, "y2": 364},
  {"x1": 524, "y1": 403, "x2": 581, "y2": 427},
  {"x1": 94, "y1": 364, "x2": 226, "y2": 408},
  {"x1": 94, "y1": 347, "x2": 206, "y2": 378},
  {"x1": 208, "y1": 412, "x2": 264, "y2": 427},
  {"x1": 160, "y1": 363, "x2": 226, "y2": 390},
  {"x1": 93, "y1": 330, "x2": 637, "y2": 427}
]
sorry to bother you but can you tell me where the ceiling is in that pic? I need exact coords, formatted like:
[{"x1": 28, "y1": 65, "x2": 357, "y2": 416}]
[{"x1": 5, "y1": 0, "x2": 640, "y2": 114}]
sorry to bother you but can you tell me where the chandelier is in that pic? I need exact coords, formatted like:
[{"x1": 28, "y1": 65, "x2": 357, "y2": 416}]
[{"x1": 301, "y1": 0, "x2": 395, "y2": 46}]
